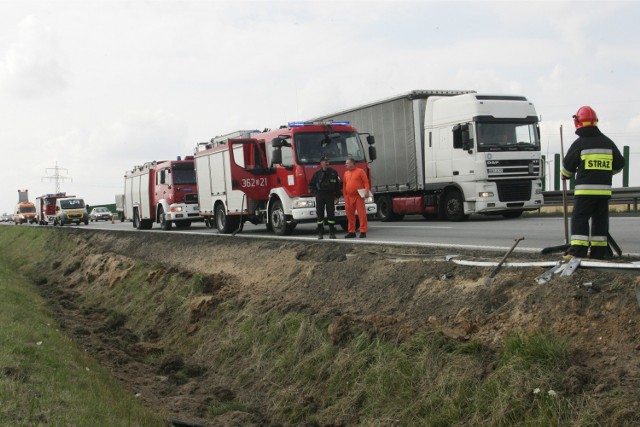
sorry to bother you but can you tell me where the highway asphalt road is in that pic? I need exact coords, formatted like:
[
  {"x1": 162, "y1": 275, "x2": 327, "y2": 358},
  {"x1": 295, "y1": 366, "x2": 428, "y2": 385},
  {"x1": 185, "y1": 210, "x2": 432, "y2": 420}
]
[{"x1": 13, "y1": 214, "x2": 637, "y2": 256}]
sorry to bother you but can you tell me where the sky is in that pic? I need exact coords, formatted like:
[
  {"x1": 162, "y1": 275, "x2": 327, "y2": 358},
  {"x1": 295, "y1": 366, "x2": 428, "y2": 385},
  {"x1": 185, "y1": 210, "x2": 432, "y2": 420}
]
[{"x1": 1, "y1": 0, "x2": 639, "y2": 214}]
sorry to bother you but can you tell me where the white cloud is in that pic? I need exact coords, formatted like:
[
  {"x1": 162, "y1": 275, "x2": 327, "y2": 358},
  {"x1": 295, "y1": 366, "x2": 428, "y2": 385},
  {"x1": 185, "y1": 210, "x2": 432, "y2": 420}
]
[{"x1": 0, "y1": 15, "x2": 68, "y2": 98}]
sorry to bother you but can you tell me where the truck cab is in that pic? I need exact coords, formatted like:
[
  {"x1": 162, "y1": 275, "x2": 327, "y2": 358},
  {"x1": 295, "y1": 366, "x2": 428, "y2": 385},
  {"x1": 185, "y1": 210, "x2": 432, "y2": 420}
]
[
  {"x1": 13, "y1": 202, "x2": 37, "y2": 224},
  {"x1": 425, "y1": 94, "x2": 543, "y2": 219},
  {"x1": 54, "y1": 197, "x2": 89, "y2": 226},
  {"x1": 124, "y1": 156, "x2": 201, "y2": 230}
]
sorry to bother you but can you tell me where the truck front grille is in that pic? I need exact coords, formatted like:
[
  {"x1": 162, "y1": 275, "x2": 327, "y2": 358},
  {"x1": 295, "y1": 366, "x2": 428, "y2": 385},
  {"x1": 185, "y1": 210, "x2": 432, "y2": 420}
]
[
  {"x1": 497, "y1": 180, "x2": 531, "y2": 202},
  {"x1": 185, "y1": 193, "x2": 198, "y2": 204}
]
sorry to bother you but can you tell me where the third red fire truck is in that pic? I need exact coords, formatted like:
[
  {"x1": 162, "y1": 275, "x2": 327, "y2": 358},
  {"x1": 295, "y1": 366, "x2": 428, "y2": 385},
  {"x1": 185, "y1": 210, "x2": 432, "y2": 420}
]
[{"x1": 194, "y1": 121, "x2": 377, "y2": 235}]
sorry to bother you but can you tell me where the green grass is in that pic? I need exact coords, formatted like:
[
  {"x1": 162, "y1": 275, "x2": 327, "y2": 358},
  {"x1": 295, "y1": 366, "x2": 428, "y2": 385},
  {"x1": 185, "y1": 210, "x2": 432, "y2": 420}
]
[{"x1": 0, "y1": 259, "x2": 166, "y2": 426}]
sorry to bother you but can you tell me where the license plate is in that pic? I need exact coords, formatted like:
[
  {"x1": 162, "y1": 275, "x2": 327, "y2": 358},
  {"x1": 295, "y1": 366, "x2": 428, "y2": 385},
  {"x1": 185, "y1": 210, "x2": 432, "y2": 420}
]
[{"x1": 487, "y1": 168, "x2": 503, "y2": 174}]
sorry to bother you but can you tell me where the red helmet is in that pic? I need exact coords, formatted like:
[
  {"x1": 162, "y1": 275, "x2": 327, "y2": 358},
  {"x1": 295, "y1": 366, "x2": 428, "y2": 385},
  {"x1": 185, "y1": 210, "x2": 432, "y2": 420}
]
[{"x1": 573, "y1": 106, "x2": 598, "y2": 129}]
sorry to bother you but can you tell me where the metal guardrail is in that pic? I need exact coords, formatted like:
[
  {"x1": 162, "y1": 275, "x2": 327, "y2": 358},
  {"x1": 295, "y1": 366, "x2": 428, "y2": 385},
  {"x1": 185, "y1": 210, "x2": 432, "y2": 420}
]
[{"x1": 543, "y1": 186, "x2": 640, "y2": 213}]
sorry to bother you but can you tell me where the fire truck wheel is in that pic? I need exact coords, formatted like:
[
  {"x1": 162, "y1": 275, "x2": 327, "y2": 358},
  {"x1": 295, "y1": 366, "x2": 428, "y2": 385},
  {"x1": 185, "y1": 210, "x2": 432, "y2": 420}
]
[
  {"x1": 269, "y1": 200, "x2": 293, "y2": 236},
  {"x1": 160, "y1": 210, "x2": 172, "y2": 231},
  {"x1": 215, "y1": 204, "x2": 238, "y2": 234},
  {"x1": 133, "y1": 209, "x2": 141, "y2": 230}
]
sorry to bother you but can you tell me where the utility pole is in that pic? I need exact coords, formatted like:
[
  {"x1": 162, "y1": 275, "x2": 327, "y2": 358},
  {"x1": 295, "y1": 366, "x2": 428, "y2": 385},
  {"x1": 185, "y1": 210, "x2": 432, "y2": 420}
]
[{"x1": 42, "y1": 161, "x2": 72, "y2": 194}]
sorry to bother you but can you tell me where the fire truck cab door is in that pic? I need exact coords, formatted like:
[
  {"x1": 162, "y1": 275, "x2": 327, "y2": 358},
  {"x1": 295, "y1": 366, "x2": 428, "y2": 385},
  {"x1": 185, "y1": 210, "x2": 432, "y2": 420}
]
[{"x1": 228, "y1": 138, "x2": 272, "y2": 202}]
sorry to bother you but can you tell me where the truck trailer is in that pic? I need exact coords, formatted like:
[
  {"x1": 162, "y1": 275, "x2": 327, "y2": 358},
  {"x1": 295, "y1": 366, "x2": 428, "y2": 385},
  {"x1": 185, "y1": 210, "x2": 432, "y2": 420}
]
[
  {"x1": 314, "y1": 90, "x2": 543, "y2": 221},
  {"x1": 194, "y1": 122, "x2": 377, "y2": 235}
]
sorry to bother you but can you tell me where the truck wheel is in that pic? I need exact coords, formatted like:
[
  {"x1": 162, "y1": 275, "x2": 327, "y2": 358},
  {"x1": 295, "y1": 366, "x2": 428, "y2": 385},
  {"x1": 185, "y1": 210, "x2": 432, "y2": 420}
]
[
  {"x1": 376, "y1": 196, "x2": 394, "y2": 222},
  {"x1": 269, "y1": 200, "x2": 293, "y2": 236},
  {"x1": 442, "y1": 190, "x2": 469, "y2": 222},
  {"x1": 134, "y1": 209, "x2": 142, "y2": 230},
  {"x1": 160, "y1": 210, "x2": 172, "y2": 230},
  {"x1": 216, "y1": 204, "x2": 238, "y2": 234}
]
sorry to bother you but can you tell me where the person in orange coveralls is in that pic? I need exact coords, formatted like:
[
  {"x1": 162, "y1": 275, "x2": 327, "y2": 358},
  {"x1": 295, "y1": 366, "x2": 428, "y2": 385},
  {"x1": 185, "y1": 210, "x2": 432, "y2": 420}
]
[{"x1": 342, "y1": 157, "x2": 370, "y2": 238}]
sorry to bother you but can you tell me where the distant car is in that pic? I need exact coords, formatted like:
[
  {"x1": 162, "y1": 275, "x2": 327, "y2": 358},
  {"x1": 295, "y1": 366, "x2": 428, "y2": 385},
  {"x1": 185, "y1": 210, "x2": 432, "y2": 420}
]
[
  {"x1": 1, "y1": 212, "x2": 11, "y2": 222},
  {"x1": 89, "y1": 207, "x2": 113, "y2": 222}
]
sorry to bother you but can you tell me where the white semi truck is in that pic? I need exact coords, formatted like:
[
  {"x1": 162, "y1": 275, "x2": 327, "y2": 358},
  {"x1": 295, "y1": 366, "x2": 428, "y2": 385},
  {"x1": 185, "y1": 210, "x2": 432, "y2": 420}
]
[{"x1": 314, "y1": 90, "x2": 544, "y2": 221}]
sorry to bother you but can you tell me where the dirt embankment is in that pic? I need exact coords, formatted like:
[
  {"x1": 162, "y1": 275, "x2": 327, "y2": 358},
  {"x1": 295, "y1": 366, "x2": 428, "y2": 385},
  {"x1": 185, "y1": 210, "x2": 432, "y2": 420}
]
[{"x1": 23, "y1": 229, "x2": 640, "y2": 425}]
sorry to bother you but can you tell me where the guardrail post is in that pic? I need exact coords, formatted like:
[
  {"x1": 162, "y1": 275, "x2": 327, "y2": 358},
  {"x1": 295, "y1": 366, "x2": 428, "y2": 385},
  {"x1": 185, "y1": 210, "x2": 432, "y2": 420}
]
[
  {"x1": 554, "y1": 153, "x2": 560, "y2": 191},
  {"x1": 623, "y1": 145, "x2": 630, "y2": 188}
]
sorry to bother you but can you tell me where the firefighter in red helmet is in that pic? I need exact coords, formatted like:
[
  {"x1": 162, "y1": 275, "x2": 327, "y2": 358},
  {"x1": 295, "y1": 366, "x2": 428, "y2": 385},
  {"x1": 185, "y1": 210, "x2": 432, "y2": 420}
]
[{"x1": 561, "y1": 106, "x2": 624, "y2": 259}]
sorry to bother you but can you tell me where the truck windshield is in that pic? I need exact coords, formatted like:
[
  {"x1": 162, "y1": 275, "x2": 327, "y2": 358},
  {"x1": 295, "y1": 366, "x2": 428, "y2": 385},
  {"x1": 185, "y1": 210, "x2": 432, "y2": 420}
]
[
  {"x1": 60, "y1": 199, "x2": 85, "y2": 209},
  {"x1": 19, "y1": 206, "x2": 36, "y2": 213},
  {"x1": 476, "y1": 122, "x2": 540, "y2": 152},
  {"x1": 294, "y1": 132, "x2": 366, "y2": 164},
  {"x1": 172, "y1": 167, "x2": 196, "y2": 184}
]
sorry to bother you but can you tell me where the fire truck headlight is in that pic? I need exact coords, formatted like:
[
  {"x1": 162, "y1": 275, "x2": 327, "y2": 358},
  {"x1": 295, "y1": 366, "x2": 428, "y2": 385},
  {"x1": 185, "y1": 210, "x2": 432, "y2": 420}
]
[
  {"x1": 170, "y1": 206, "x2": 183, "y2": 213},
  {"x1": 478, "y1": 191, "x2": 494, "y2": 198},
  {"x1": 293, "y1": 200, "x2": 315, "y2": 209}
]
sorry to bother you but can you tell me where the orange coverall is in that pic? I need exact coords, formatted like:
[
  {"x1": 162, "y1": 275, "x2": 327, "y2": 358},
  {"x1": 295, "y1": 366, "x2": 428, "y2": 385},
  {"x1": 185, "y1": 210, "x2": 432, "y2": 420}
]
[{"x1": 342, "y1": 167, "x2": 370, "y2": 233}]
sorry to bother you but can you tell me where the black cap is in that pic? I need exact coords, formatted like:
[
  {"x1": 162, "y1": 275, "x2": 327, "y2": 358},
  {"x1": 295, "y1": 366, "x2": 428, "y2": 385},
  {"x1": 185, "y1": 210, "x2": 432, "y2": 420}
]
[{"x1": 320, "y1": 156, "x2": 329, "y2": 161}]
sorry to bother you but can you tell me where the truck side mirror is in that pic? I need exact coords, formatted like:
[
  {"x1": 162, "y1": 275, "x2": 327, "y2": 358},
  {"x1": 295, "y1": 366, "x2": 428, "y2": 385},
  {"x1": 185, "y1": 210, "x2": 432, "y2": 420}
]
[
  {"x1": 368, "y1": 146, "x2": 377, "y2": 162},
  {"x1": 271, "y1": 149, "x2": 282, "y2": 166},
  {"x1": 462, "y1": 125, "x2": 473, "y2": 152},
  {"x1": 367, "y1": 135, "x2": 375, "y2": 145},
  {"x1": 452, "y1": 124, "x2": 462, "y2": 149},
  {"x1": 453, "y1": 124, "x2": 473, "y2": 152},
  {"x1": 271, "y1": 137, "x2": 285, "y2": 148}
]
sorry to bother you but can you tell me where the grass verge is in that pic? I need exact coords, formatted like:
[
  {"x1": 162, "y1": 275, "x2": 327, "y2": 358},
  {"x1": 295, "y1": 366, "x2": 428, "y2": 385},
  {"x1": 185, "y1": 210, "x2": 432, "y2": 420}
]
[{"x1": 0, "y1": 230, "x2": 166, "y2": 426}]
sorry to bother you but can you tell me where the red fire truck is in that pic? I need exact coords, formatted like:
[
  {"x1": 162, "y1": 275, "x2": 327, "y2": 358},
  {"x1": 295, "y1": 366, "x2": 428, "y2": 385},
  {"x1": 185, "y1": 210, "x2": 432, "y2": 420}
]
[
  {"x1": 123, "y1": 156, "x2": 202, "y2": 230},
  {"x1": 194, "y1": 121, "x2": 377, "y2": 235},
  {"x1": 35, "y1": 192, "x2": 70, "y2": 225}
]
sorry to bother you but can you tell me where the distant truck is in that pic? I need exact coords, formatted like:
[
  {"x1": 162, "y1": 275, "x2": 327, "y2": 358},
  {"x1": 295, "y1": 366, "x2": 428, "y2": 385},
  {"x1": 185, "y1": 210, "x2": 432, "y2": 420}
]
[
  {"x1": 124, "y1": 156, "x2": 202, "y2": 230},
  {"x1": 35, "y1": 192, "x2": 70, "y2": 225},
  {"x1": 13, "y1": 190, "x2": 37, "y2": 224},
  {"x1": 314, "y1": 90, "x2": 544, "y2": 221},
  {"x1": 54, "y1": 196, "x2": 89, "y2": 226},
  {"x1": 194, "y1": 122, "x2": 377, "y2": 235}
]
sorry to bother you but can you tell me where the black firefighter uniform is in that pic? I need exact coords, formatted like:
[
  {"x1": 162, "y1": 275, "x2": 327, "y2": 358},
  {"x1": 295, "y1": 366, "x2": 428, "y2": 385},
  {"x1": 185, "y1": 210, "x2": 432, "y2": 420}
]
[{"x1": 561, "y1": 126, "x2": 624, "y2": 258}]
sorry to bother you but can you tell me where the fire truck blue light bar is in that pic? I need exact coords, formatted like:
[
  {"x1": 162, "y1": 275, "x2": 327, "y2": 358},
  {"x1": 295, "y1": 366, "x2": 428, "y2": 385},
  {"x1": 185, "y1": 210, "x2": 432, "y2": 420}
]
[{"x1": 287, "y1": 121, "x2": 350, "y2": 127}]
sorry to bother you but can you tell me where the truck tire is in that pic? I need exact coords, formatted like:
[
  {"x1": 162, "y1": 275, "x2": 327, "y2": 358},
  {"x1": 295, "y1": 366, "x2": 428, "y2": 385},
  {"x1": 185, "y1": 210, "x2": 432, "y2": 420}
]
[
  {"x1": 376, "y1": 196, "x2": 403, "y2": 221},
  {"x1": 160, "y1": 210, "x2": 172, "y2": 230},
  {"x1": 376, "y1": 196, "x2": 394, "y2": 222},
  {"x1": 442, "y1": 190, "x2": 469, "y2": 222},
  {"x1": 269, "y1": 200, "x2": 293, "y2": 236},
  {"x1": 215, "y1": 204, "x2": 239, "y2": 234},
  {"x1": 134, "y1": 209, "x2": 141, "y2": 230}
]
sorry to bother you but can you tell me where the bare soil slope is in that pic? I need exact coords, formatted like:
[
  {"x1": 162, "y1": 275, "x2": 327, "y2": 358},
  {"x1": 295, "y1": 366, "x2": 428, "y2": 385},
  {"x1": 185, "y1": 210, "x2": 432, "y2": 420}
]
[{"x1": 30, "y1": 229, "x2": 640, "y2": 425}]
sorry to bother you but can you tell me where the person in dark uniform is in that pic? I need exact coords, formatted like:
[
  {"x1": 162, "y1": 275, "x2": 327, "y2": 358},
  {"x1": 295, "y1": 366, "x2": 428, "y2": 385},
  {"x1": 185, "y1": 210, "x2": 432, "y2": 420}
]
[
  {"x1": 561, "y1": 105, "x2": 625, "y2": 259},
  {"x1": 309, "y1": 156, "x2": 341, "y2": 239}
]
